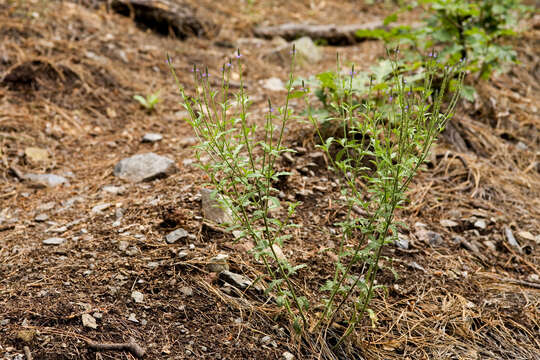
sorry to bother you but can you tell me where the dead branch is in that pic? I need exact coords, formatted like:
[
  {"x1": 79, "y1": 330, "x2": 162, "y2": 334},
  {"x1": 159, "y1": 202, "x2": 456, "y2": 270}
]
[
  {"x1": 109, "y1": 0, "x2": 219, "y2": 39},
  {"x1": 497, "y1": 277, "x2": 540, "y2": 290},
  {"x1": 86, "y1": 337, "x2": 145, "y2": 358},
  {"x1": 254, "y1": 21, "x2": 385, "y2": 45}
]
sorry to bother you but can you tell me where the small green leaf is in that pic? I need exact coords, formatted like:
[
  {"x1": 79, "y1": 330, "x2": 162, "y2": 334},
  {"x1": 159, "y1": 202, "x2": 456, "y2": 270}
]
[
  {"x1": 383, "y1": 13, "x2": 398, "y2": 26},
  {"x1": 461, "y1": 85, "x2": 475, "y2": 102}
]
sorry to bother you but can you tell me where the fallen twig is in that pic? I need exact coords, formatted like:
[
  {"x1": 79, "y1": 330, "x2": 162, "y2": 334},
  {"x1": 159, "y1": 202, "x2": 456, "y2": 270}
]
[
  {"x1": 86, "y1": 337, "x2": 145, "y2": 358},
  {"x1": 202, "y1": 221, "x2": 230, "y2": 234},
  {"x1": 254, "y1": 21, "x2": 384, "y2": 44},
  {"x1": 0, "y1": 224, "x2": 15, "y2": 232},
  {"x1": 497, "y1": 277, "x2": 540, "y2": 290}
]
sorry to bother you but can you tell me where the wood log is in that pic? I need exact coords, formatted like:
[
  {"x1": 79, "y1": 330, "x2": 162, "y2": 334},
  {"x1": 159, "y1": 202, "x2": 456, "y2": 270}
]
[
  {"x1": 253, "y1": 21, "x2": 385, "y2": 45},
  {"x1": 110, "y1": 0, "x2": 219, "y2": 39}
]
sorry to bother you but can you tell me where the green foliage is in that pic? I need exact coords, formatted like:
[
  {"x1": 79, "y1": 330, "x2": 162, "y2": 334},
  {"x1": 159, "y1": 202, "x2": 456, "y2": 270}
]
[
  {"x1": 168, "y1": 50, "x2": 309, "y2": 330},
  {"x1": 304, "y1": 53, "x2": 464, "y2": 345},
  {"x1": 353, "y1": 0, "x2": 531, "y2": 103},
  {"x1": 371, "y1": 0, "x2": 530, "y2": 79},
  {"x1": 417, "y1": 0, "x2": 529, "y2": 80},
  {"x1": 168, "y1": 49, "x2": 463, "y2": 349},
  {"x1": 133, "y1": 91, "x2": 160, "y2": 112}
]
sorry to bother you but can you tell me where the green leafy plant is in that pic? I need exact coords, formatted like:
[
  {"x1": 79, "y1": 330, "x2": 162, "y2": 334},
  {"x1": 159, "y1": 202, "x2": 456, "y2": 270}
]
[
  {"x1": 134, "y1": 91, "x2": 161, "y2": 112},
  {"x1": 168, "y1": 48, "x2": 463, "y2": 351},
  {"x1": 168, "y1": 49, "x2": 309, "y2": 332},
  {"x1": 417, "y1": 0, "x2": 529, "y2": 80},
  {"x1": 360, "y1": 0, "x2": 531, "y2": 100},
  {"x1": 303, "y1": 51, "x2": 463, "y2": 347}
]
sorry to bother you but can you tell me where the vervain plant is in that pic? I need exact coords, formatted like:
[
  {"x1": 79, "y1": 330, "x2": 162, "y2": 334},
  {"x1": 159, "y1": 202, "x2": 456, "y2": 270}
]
[
  {"x1": 303, "y1": 50, "x2": 463, "y2": 347},
  {"x1": 168, "y1": 47, "x2": 463, "y2": 350},
  {"x1": 167, "y1": 48, "x2": 309, "y2": 333}
]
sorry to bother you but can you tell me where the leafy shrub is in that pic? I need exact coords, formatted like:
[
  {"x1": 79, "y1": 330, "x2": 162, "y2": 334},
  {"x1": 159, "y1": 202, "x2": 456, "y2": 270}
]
[
  {"x1": 355, "y1": 0, "x2": 531, "y2": 101},
  {"x1": 414, "y1": 0, "x2": 530, "y2": 80},
  {"x1": 168, "y1": 49, "x2": 463, "y2": 350},
  {"x1": 303, "y1": 51, "x2": 463, "y2": 346}
]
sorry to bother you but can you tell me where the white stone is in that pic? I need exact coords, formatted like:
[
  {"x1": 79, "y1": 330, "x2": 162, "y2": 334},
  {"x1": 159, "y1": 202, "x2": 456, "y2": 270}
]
[
  {"x1": 262, "y1": 77, "x2": 286, "y2": 92},
  {"x1": 114, "y1": 152, "x2": 177, "y2": 182},
  {"x1": 142, "y1": 133, "x2": 163, "y2": 143},
  {"x1": 293, "y1": 37, "x2": 322, "y2": 64},
  {"x1": 43, "y1": 237, "x2": 65, "y2": 245},
  {"x1": 131, "y1": 290, "x2": 144, "y2": 303},
  {"x1": 440, "y1": 219, "x2": 459, "y2": 227},
  {"x1": 81, "y1": 313, "x2": 98, "y2": 329},
  {"x1": 283, "y1": 351, "x2": 295, "y2": 360}
]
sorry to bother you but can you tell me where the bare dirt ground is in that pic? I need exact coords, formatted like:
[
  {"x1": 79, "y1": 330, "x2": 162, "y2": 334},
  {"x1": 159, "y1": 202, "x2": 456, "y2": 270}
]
[{"x1": 0, "y1": 0, "x2": 539, "y2": 359}]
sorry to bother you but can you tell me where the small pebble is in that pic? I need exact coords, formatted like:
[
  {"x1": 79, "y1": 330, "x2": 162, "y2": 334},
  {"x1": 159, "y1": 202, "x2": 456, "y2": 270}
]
[
  {"x1": 43, "y1": 237, "x2": 65, "y2": 245},
  {"x1": 283, "y1": 349, "x2": 294, "y2": 358},
  {"x1": 142, "y1": 133, "x2": 163, "y2": 143},
  {"x1": 131, "y1": 290, "x2": 144, "y2": 303},
  {"x1": 34, "y1": 213, "x2": 49, "y2": 222},
  {"x1": 474, "y1": 219, "x2": 487, "y2": 230}
]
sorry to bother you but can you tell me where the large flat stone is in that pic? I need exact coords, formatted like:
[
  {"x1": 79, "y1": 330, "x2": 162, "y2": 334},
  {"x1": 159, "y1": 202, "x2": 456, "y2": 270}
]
[{"x1": 114, "y1": 152, "x2": 177, "y2": 182}]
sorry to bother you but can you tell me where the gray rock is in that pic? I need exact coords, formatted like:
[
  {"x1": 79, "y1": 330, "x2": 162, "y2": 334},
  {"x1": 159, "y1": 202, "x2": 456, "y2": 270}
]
[
  {"x1": 474, "y1": 219, "x2": 487, "y2": 230},
  {"x1": 416, "y1": 228, "x2": 443, "y2": 247},
  {"x1": 395, "y1": 234, "x2": 409, "y2": 250},
  {"x1": 261, "y1": 77, "x2": 286, "y2": 92},
  {"x1": 59, "y1": 196, "x2": 84, "y2": 211},
  {"x1": 92, "y1": 312, "x2": 103, "y2": 319},
  {"x1": 483, "y1": 240, "x2": 497, "y2": 252},
  {"x1": 142, "y1": 133, "x2": 163, "y2": 143},
  {"x1": 409, "y1": 261, "x2": 426, "y2": 272},
  {"x1": 126, "y1": 246, "x2": 139, "y2": 256},
  {"x1": 128, "y1": 313, "x2": 139, "y2": 323},
  {"x1": 102, "y1": 185, "x2": 126, "y2": 195},
  {"x1": 35, "y1": 213, "x2": 49, "y2": 222},
  {"x1": 43, "y1": 237, "x2": 65, "y2": 245},
  {"x1": 118, "y1": 241, "x2": 129, "y2": 252},
  {"x1": 179, "y1": 286, "x2": 193, "y2": 297},
  {"x1": 516, "y1": 141, "x2": 528, "y2": 150},
  {"x1": 260, "y1": 335, "x2": 272, "y2": 345},
  {"x1": 283, "y1": 351, "x2": 295, "y2": 360},
  {"x1": 504, "y1": 226, "x2": 521, "y2": 252},
  {"x1": 131, "y1": 290, "x2": 144, "y2": 303},
  {"x1": 219, "y1": 270, "x2": 264, "y2": 292},
  {"x1": 81, "y1": 313, "x2": 98, "y2": 329},
  {"x1": 440, "y1": 219, "x2": 459, "y2": 227},
  {"x1": 115, "y1": 208, "x2": 124, "y2": 220},
  {"x1": 262, "y1": 36, "x2": 323, "y2": 66},
  {"x1": 91, "y1": 203, "x2": 112, "y2": 214},
  {"x1": 165, "y1": 228, "x2": 189, "y2": 244},
  {"x1": 178, "y1": 136, "x2": 197, "y2": 147},
  {"x1": 207, "y1": 254, "x2": 229, "y2": 273},
  {"x1": 454, "y1": 236, "x2": 480, "y2": 253},
  {"x1": 200, "y1": 189, "x2": 233, "y2": 224},
  {"x1": 38, "y1": 201, "x2": 56, "y2": 211},
  {"x1": 293, "y1": 37, "x2": 323, "y2": 64},
  {"x1": 114, "y1": 153, "x2": 177, "y2": 182},
  {"x1": 271, "y1": 244, "x2": 286, "y2": 262},
  {"x1": 24, "y1": 173, "x2": 68, "y2": 188},
  {"x1": 47, "y1": 226, "x2": 68, "y2": 234}
]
